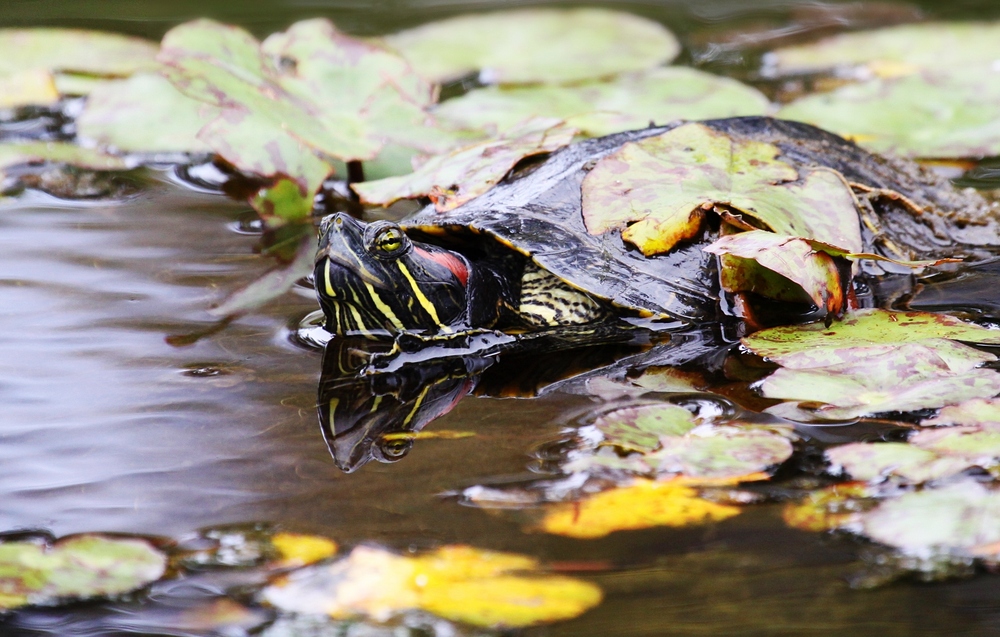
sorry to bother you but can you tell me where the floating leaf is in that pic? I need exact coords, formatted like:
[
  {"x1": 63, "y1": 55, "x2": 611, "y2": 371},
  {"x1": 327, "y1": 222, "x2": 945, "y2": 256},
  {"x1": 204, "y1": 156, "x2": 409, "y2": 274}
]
[
  {"x1": 352, "y1": 118, "x2": 576, "y2": 211},
  {"x1": 707, "y1": 231, "x2": 850, "y2": 313},
  {"x1": 648, "y1": 426, "x2": 794, "y2": 478},
  {"x1": 0, "y1": 142, "x2": 130, "y2": 185},
  {"x1": 859, "y1": 480, "x2": 1000, "y2": 559},
  {"x1": 765, "y1": 22, "x2": 1000, "y2": 77},
  {"x1": 386, "y1": 8, "x2": 679, "y2": 85},
  {"x1": 923, "y1": 397, "x2": 1000, "y2": 427},
  {"x1": 826, "y1": 442, "x2": 975, "y2": 484},
  {"x1": 743, "y1": 309, "x2": 1000, "y2": 367},
  {"x1": 782, "y1": 482, "x2": 878, "y2": 533},
  {"x1": 581, "y1": 122, "x2": 863, "y2": 256},
  {"x1": 270, "y1": 532, "x2": 338, "y2": 568},
  {"x1": 434, "y1": 67, "x2": 768, "y2": 137},
  {"x1": 593, "y1": 403, "x2": 697, "y2": 453},
  {"x1": 77, "y1": 73, "x2": 217, "y2": 153},
  {"x1": 777, "y1": 68, "x2": 1000, "y2": 158},
  {"x1": 263, "y1": 545, "x2": 601, "y2": 628},
  {"x1": 0, "y1": 28, "x2": 157, "y2": 83},
  {"x1": 249, "y1": 177, "x2": 314, "y2": 225},
  {"x1": 0, "y1": 534, "x2": 166, "y2": 610},
  {"x1": 0, "y1": 69, "x2": 59, "y2": 108},
  {"x1": 538, "y1": 477, "x2": 750, "y2": 538}
]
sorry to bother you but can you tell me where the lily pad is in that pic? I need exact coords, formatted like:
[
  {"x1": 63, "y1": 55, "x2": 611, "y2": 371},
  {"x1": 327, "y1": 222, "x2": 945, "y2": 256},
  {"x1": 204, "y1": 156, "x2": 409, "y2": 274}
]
[
  {"x1": 352, "y1": 118, "x2": 576, "y2": 211},
  {"x1": 593, "y1": 403, "x2": 697, "y2": 453},
  {"x1": 0, "y1": 142, "x2": 130, "y2": 185},
  {"x1": 826, "y1": 442, "x2": 976, "y2": 484},
  {"x1": 743, "y1": 309, "x2": 1000, "y2": 367},
  {"x1": 923, "y1": 397, "x2": 1000, "y2": 427},
  {"x1": 77, "y1": 73, "x2": 218, "y2": 153},
  {"x1": 0, "y1": 69, "x2": 60, "y2": 109},
  {"x1": 385, "y1": 8, "x2": 679, "y2": 85},
  {"x1": 777, "y1": 67, "x2": 1000, "y2": 158},
  {"x1": 262, "y1": 544, "x2": 602, "y2": 627},
  {"x1": 859, "y1": 479, "x2": 1000, "y2": 559},
  {"x1": 434, "y1": 67, "x2": 769, "y2": 137},
  {"x1": 0, "y1": 534, "x2": 166, "y2": 610},
  {"x1": 538, "y1": 476, "x2": 754, "y2": 538},
  {"x1": 765, "y1": 22, "x2": 1000, "y2": 77},
  {"x1": 581, "y1": 122, "x2": 863, "y2": 256},
  {"x1": 648, "y1": 425, "x2": 794, "y2": 478}
]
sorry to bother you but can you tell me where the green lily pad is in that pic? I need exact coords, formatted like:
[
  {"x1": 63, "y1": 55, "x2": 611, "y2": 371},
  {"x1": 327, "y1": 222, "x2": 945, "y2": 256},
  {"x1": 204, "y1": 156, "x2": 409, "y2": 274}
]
[
  {"x1": 385, "y1": 8, "x2": 679, "y2": 85},
  {"x1": 352, "y1": 118, "x2": 576, "y2": 211},
  {"x1": 765, "y1": 22, "x2": 1000, "y2": 77},
  {"x1": 0, "y1": 28, "x2": 158, "y2": 79},
  {"x1": 859, "y1": 480, "x2": 1000, "y2": 559},
  {"x1": 434, "y1": 67, "x2": 769, "y2": 137},
  {"x1": 743, "y1": 309, "x2": 1000, "y2": 367},
  {"x1": 647, "y1": 425, "x2": 794, "y2": 478},
  {"x1": 593, "y1": 403, "x2": 698, "y2": 453},
  {"x1": 0, "y1": 69, "x2": 59, "y2": 108},
  {"x1": 760, "y1": 342, "x2": 1000, "y2": 419},
  {"x1": 826, "y1": 442, "x2": 976, "y2": 484},
  {"x1": 77, "y1": 73, "x2": 217, "y2": 153},
  {"x1": 777, "y1": 67, "x2": 1000, "y2": 158},
  {"x1": 911, "y1": 426, "x2": 1000, "y2": 464},
  {"x1": 923, "y1": 397, "x2": 1000, "y2": 427},
  {"x1": 0, "y1": 534, "x2": 166, "y2": 610},
  {"x1": 0, "y1": 142, "x2": 130, "y2": 185},
  {"x1": 561, "y1": 447, "x2": 652, "y2": 476},
  {"x1": 580, "y1": 122, "x2": 863, "y2": 256}
]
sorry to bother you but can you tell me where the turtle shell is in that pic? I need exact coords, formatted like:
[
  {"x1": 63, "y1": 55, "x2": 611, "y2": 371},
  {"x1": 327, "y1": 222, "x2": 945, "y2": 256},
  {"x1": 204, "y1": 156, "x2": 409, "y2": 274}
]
[{"x1": 401, "y1": 116, "x2": 997, "y2": 323}]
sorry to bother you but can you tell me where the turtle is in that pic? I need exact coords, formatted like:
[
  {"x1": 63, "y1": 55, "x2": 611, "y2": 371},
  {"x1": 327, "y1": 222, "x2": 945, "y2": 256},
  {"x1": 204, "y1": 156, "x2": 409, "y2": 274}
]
[{"x1": 314, "y1": 116, "x2": 999, "y2": 337}]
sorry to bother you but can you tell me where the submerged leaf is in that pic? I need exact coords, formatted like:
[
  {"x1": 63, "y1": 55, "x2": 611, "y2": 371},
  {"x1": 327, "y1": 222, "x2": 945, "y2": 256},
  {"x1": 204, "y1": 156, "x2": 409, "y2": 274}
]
[
  {"x1": 77, "y1": 73, "x2": 217, "y2": 153},
  {"x1": 434, "y1": 67, "x2": 768, "y2": 137},
  {"x1": 386, "y1": 8, "x2": 679, "y2": 85},
  {"x1": 538, "y1": 477, "x2": 749, "y2": 538},
  {"x1": 263, "y1": 544, "x2": 601, "y2": 627},
  {"x1": 581, "y1": 122, "x2": 863, "y2": 256},
  {"x1": 352, "y1": 118, "x2": 576, "y2": 211},
  {"x1": 0, "y1": 534, "x2": 166, "y2": 610}
]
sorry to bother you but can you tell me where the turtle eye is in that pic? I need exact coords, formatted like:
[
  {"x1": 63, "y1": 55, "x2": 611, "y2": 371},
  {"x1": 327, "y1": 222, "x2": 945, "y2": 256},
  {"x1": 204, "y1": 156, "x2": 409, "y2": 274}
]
[{"x1": 367, "y1": 223, "x2": 409, "y2": 257}]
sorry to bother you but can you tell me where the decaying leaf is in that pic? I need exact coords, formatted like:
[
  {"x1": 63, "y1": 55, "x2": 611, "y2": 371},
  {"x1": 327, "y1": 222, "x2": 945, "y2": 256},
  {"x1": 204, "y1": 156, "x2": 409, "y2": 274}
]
[
  {"x1": 538, "y1": 476, "x2": 758, "y2": 538},
  {"x1": 434, "y1": 67, "x2": 769, "y2": 137},
  {"x1": 0, "y1": 534, "x2": 166, "y2": 610},
  {"x1": 581, "y1": 122, "x2": 864, "y2": 256},
  {"x1": 262, "y1": 544, "x2": 602, "y2": 627},
  {"x1": 77, "y1": 72, "x2": 217, "y2": 153},
  {"x1": 385, "y1": 8, "x2": 679, "y2": 85},
  {"x1": 352, "y1": 118, "x2": 576, "y2": 211}
]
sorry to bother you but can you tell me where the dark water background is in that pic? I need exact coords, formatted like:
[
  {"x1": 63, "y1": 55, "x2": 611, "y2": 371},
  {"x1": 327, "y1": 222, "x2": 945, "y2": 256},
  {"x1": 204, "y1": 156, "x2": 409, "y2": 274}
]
[{"x1": 3, "y1": 1, "x2": 1000, "y2": 635}]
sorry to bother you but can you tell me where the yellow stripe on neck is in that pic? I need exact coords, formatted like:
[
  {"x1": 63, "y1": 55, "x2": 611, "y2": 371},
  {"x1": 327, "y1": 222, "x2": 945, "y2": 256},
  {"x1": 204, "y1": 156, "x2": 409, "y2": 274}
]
[{"x1": 397, "y1": 262, "x2": 452, "y2": 334}]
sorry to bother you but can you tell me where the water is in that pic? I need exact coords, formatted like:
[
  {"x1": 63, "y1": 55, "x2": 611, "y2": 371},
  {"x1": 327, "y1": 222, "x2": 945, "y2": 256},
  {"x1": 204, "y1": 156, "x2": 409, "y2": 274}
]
[{"x1": 3, "y1": 1, "x2": 1000, "y2": 635}]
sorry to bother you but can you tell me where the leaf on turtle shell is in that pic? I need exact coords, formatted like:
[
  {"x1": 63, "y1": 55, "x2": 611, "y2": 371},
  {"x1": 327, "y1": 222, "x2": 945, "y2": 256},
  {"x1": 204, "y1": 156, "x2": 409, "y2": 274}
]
[
  {"x1": 385, "y1": 8, "x2": 679, "y2": 85},
  {"x1": 0, "y1": 534, "x2": 166, "y2": 610},
  {"x1": 826, "y1": 442, "x2": 975, "y2": 484},
  {"x1": 580, "y1": 122, "x2": 864, "y2": 256},
  {"x1": 859, "y1": 479, "x2": 1000, "y2": 560},
  {"x1": 352, "y1": 118, "x2": 576, "y2": 211},
  {"x1": 923, "y1": 397, "x2": 1000, "y2": 427},
  {"x1": 765, "y1": 22, "x2": 1000, "y2": 77},
  {"x1": 777, "y1": 67, "x2": 1000, "y2": 158},
  {"x1": 593, "y1": 403, "x2": 698, "y2": 453},
  {"x1": 262, "y1": 544, "x2": 602, "y2": 627},
  {"x1": 77, "y1": 73, "x2": 218, "y2": 154},
  {"x1": 433, "y1": 67, "x2": 769, "y2": 137},
  {"x1": 538, "y1": 476, "x2": 761, "y2": 538}
]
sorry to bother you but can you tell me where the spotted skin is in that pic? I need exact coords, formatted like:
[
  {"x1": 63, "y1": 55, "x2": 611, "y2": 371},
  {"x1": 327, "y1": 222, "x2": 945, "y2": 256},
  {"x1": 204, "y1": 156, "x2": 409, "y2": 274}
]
[{"x1": 518, "y1": 261, "x2": 608, "y2": 327}]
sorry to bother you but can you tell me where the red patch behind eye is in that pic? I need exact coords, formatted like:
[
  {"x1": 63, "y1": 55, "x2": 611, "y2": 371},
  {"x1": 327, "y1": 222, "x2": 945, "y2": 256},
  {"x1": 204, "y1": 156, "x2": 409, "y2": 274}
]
[{"x1": 414, "y1": 247, "x2": 469, "y2": 287}]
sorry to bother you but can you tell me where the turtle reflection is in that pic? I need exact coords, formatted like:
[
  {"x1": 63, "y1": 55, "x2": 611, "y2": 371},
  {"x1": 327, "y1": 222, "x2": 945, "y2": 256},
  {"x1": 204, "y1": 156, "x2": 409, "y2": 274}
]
[{"x1": 317, "y1": 327, "x2": 725, "y2": 472}]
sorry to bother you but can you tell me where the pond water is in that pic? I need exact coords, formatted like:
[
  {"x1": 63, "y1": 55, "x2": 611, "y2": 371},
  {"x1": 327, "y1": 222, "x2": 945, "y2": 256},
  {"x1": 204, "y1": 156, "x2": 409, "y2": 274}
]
[{"x1": 4, "y1": 1, "x2": 1000, "y2": 636}]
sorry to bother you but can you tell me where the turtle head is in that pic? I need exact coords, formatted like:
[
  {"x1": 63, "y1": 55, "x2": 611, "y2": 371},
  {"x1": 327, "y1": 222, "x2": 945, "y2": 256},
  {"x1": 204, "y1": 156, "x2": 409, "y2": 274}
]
[{"x1": 314, "y1": 213, "x2": 471, "y2": 336}]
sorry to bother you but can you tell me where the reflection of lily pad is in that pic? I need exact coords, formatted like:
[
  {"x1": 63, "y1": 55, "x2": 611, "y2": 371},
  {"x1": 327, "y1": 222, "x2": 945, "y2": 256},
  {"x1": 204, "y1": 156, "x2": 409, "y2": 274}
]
[
  {"x1": 777, "y1": 68, "x2": 1000, "y2": 158},
  {"x1": 0, "y1": 534, "x2": 166, "y2": 610},
  {"x1": 765, "y1": 22, "x2": 1000, "y2": 77},
  {"x1": 581, "y1": 122, "x2": 863, "y2": 256},
  {"x1": 434, "y1": 67, "x2": 769, "y2": 137},
  {"x1": 263, "y1": 545, "x2": 602, "y2": 627},
  {"x1": 77, "y1": 72, "x2": 218, "y2": 153},
  {"x1": 352, "y1": 118, "x2": 576, "y2": 211},
  {"x1": 385, "y1": 8, "x2": 679, "y2": 85}
]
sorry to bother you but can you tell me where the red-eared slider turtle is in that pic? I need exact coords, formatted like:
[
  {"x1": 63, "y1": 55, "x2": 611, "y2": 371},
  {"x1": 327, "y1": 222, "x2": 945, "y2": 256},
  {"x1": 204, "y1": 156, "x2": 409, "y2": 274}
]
[{"x1": 314, "y1": 116, "x2": 998, "y2": 336}]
